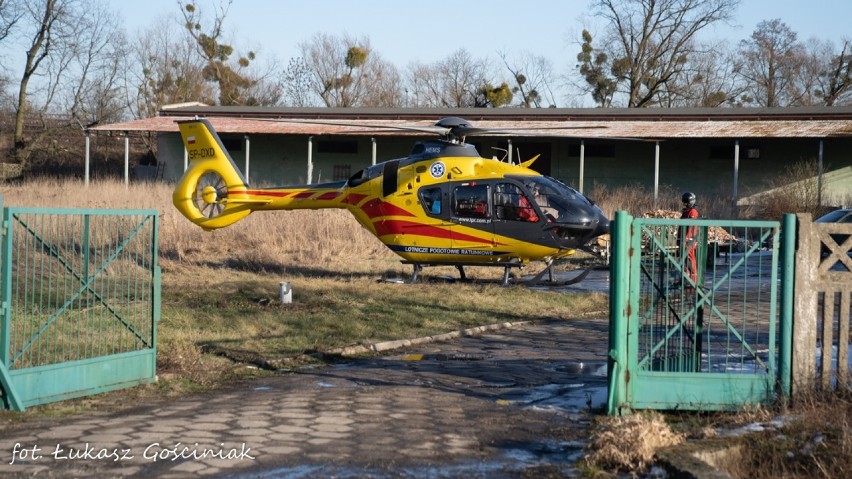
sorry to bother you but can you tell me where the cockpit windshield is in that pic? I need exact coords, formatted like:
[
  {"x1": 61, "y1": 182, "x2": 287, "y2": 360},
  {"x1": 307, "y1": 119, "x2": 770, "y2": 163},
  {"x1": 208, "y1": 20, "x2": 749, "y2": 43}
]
[{"x1": 509, "y1": 175, "x2": 594, "y2": 222}]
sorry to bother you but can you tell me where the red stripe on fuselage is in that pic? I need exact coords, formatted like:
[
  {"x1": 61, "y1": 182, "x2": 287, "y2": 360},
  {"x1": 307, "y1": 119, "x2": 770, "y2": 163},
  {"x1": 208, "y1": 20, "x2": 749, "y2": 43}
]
[
  {"x1": 341, "y1": 193, "x2": 367, "y2": 206},
  {"x1": 316, "y1": 192, "x2": 340, "y2": 200},
  {"x1": 241, "y1": 190, "x2": 292, "y2": 197},
  {"x1": 373, "y1": 220, "x2": 499, "y2": 245},
  {"x1": 360, "y1": 199, "x2": 415, "y2": 219}
]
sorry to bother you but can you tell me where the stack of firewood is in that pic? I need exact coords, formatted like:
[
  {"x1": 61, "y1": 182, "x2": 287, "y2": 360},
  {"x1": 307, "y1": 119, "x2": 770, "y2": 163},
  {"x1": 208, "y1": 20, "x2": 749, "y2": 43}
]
[
  {"x1": 641, "y1": 210, "x2": 736, "y2": 243},
  {"x1": 591, "y1": 210, "x2": 737, "y2": 248}
]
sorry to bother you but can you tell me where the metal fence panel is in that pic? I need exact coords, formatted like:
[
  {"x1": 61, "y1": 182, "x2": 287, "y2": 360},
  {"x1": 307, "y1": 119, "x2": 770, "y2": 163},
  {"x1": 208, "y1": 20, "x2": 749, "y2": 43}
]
[
  {"x1": 0, "y1": 204, "x2": 159, "y2": 410},
  {"x1": 608, "y1": 212, "x2": 789, "y2": 413}
]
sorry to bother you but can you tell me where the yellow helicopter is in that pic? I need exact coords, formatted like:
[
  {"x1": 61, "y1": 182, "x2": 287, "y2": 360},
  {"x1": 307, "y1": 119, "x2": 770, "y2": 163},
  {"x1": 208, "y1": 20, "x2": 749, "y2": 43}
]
[{"x1": 173, "y1": 116, "x2": 610, "y2": 285}]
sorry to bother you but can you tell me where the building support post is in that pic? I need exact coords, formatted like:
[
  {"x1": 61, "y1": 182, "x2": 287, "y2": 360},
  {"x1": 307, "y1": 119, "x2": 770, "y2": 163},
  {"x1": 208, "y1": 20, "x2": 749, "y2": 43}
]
[
  {"x1": 654, "y1": 141, "x2": 660, "y2": 208},
  {"x1": 371, "y1": 137, "x2": 377, "y2": 166},
  {"x1": 818, "y1": 140, "x2": 824, "y2": 206},
  {"x1": 124, "y1": 132, "x2": 130, "y2": 186},
  {"x1": 244, "y1": 134, "x2": 251, "y2": 183},
  {"x1": 307, "y1": 136, "x2": 314, "y2": 184},
  {"x1": 579, "y1": 140, "x2": 585, "y2": 194},
  {"x1": 733, "y1": 140, "x2": 740, "y2": 217},
  {"x1": 84, "y1": 129, "x2": 90, "y2": 186}
]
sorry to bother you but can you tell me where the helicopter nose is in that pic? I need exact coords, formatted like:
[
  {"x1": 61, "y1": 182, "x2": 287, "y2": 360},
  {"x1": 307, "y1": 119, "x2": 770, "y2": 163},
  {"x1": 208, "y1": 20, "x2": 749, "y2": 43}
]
[{"x1": 594, "y1": 209, "x2": 610, "y2": 235}]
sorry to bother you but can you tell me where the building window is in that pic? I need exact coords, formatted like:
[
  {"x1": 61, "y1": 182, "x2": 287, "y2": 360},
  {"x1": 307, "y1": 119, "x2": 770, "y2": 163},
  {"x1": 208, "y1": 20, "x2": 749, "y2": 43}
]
[
  {"x1": 318, "y1": 140, "x2": 358, "y2": 154},
  {"x1": 568, "y1": 143, "x2": 615, "y2": 157},
  {"x1": 222, "y1": 138, "x2": 242, "y2": 151},
  {"x1": 332, "y1": 165, "x2": 351, "y2": 181},
  {"x1": 709, "y1": 145, "x2": 760, "y2": 159},
  {"x1": 709, "y1": 145, "x2": 734, "y2": 159}
]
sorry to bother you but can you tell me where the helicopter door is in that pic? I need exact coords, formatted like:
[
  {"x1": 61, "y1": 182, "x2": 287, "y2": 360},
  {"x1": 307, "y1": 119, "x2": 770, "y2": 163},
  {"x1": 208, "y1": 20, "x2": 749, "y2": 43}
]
[
  {"x1": 449, "y1": 182, "x2": 496, "y2": 252},
  {"x1": 492, "y1": 181, "x2": 548, "y2": 249}
]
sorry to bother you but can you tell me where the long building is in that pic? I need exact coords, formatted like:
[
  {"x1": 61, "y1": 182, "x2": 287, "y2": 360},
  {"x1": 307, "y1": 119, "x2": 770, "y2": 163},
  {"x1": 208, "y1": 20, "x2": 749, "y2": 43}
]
[{"x1": 93, "y1": 105, "x2": 852, "y2": 207}]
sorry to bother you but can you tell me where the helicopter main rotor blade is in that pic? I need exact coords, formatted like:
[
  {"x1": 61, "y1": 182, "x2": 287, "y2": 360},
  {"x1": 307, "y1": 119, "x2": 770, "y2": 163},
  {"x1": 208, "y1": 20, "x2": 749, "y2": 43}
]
[{"x1": 252, "y1": 118, "x2": 448, "y2": 135}]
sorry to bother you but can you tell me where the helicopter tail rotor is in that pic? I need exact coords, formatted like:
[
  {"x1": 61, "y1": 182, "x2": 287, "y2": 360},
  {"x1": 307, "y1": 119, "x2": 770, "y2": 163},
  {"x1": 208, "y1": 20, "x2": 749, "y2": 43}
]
[{"x1": 174, "y1": 118, "x2": 264, "y2": 230}]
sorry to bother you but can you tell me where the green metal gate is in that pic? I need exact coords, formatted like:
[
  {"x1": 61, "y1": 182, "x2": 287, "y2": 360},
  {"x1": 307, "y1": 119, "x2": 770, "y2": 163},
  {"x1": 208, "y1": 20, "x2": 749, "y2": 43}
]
[
  {"x1": 608, "y1": 211, "x2": 794, "y2": 414},
  {"x1": 0, "y1": 199, "x2": 160, "y2": 410}
]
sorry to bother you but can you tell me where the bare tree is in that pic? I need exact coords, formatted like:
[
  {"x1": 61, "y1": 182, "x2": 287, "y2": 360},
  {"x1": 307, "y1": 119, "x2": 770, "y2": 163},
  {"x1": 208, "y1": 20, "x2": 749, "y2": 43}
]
[
  {"x1": 359, "y1": 60, "x2": 405, "y2": 107},
  {"x1": 127, "y1": 18, "x2": 215, "y2": 118},
  {"x1": 788, "y1": 38, "x2": 835, "y2": 106},
  {"x1": 294, "y1": 32, "x2": 401, "y2": 107},
  {"x1": 814, "y1": 39, "x2": 852, "y2": 106},
  {"x1": 735, "y1": 18, "x2": 804, "y2": 107},
  {"x1": 56, "y1": 0, "x2": 125, "y2": 125},
  {"x1": 406, "y1": 49, "x2": 495, "y2": 108},
  {"x1": 575, "y1": 29, "x2": 617, "y2": 107},
  {"x1": 657, "y1": 40, "x2": 744, "y2": 107},
  {"x1": 0, "y1": 0, "x2": 23, "y2": 95},
  {"x1": 0, "y1": 0, "x2": 22, "y2": 42},
  {"x1": 180, "y1": 0, "x2": 261, "y2": 105},
  {"x1": 13, "y1": 0, "x2": 66, "y2": 154},
  {"x1": 500, "y1": 51, "x2": 557, "y2": 107},
  {"x1": 280, "y1": 56, "x2": 316, "y2": 107},
  {"x1": 580, "y1": 0, "x2": 740, "y2": 107},
  {"x1": 8, "y1": 0, "x2": 131, "y2": 167}
]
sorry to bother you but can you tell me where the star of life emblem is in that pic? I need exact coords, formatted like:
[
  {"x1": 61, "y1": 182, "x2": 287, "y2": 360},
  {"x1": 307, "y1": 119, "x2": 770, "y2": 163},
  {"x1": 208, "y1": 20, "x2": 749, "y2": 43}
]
[{"x1": 430, "y1": 161, "x2": 445, "y2": 178}]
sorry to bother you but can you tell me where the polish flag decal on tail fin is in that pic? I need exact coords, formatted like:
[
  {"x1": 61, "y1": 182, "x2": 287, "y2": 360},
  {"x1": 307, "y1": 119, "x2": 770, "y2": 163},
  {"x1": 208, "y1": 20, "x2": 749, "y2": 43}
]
[{"x1": 187, "y1": 136, "x2": 196, "y2": 144}]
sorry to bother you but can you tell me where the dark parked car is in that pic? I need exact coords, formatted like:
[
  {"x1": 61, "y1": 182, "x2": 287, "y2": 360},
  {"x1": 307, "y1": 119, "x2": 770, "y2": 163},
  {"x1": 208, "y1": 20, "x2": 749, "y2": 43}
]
[
  {"x1": 815, "y1": 208, "x2": 852, "y2": 256},
  {"x1": 816, "y1": 208, "x2": 852, "y2": 224}
]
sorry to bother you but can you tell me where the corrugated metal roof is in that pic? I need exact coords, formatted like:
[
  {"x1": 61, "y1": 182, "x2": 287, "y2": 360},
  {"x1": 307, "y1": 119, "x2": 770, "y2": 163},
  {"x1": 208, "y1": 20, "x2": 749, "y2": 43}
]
[{"x1": 91, "y1": 107, "x2": 852, "y2": 139}]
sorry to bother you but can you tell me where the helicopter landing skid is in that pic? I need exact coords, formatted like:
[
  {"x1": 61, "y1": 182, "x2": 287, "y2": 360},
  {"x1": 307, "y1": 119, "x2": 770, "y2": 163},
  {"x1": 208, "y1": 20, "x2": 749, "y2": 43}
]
[
  {"x1": 401, "y1": 261, "x2": 522, "y2": 286},
  {"x1": 525, "y1": 265, "x2": 595, "y2": 287}
]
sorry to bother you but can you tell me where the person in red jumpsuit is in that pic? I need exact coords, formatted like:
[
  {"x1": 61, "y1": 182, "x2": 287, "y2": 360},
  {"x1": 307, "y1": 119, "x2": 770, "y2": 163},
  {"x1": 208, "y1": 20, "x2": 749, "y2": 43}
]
[
  {"x1": 517, "y1": 194, "x2": 539, "y2": 222},
  {"x1": 680, "y1": 192, "x2": 699, "y2": 287}
]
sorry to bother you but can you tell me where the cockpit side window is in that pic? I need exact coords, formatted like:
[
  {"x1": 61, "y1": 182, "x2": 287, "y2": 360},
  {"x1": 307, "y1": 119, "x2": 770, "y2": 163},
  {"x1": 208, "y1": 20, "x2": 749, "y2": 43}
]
[
  {"x1": 419, "y1": 187, "x2": 443, "y2": 215},
  {"x1": 453, "y1": 184, "x2": 490, "y2": 218},
  {"x1": 493, "y1": 183, "x2": 539, "y2": 222}
]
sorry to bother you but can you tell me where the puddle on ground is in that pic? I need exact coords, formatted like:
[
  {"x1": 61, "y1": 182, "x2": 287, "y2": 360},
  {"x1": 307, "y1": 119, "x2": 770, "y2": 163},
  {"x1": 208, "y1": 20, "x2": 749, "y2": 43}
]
[{"x1": 240, "y1": 443, "x2": 585, "y2": 479}]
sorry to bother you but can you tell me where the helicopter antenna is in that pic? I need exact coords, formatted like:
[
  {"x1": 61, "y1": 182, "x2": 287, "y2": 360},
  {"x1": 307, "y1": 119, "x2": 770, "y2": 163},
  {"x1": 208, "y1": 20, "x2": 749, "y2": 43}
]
[{"x1": 491, "y1": 146, "x2": 509, "y2": 163}]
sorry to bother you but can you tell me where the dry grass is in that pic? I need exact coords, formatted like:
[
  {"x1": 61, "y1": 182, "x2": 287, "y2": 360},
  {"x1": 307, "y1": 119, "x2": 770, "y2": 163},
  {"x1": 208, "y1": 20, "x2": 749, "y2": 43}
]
[
  {"x1": 587, "y1": 181, "x2": 737, "y2": 220},
  {"x1": 584, "y1": 411, "x2": 685, "y2": 473},
  {"x1": 723, "y1": 391, "x2": 852, "y2": 479}
]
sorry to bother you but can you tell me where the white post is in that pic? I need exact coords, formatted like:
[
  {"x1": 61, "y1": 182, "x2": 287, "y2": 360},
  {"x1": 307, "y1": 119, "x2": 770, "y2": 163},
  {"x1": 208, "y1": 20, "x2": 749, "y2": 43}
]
[
  {"x1": 244, "y1": 134, "x2": 250, "y2": 183},
  {"x1": 579, "y1": 140, "x2": 585, "y2": 194},
  {"x1": 508, "y1": 138, "x2": 513, "y2": 164},
  {"x1": 654, "y1": 141, "x2": 660, "y2": 208},
  {"x1": 733, "y1": 140, "x2": 740, "y2": 215},
  {"x1": 307, "y1": 136, "x2": 313, "y2": 184},
  {"x1": 371, "y1": 137, "x2": 377, "y2": 166},
  {"x1": 818, "y1": 140, "x2": 824, "y2": 206},
  {"x1": 124, "y1": 132, "x2": 130, "y2": 186},
  {"x1": 279, "y1": 282, "x2": 292, "y2": 304},
  {"x1": 84, "y1": 130, "x2": 90, "y2": 186}
]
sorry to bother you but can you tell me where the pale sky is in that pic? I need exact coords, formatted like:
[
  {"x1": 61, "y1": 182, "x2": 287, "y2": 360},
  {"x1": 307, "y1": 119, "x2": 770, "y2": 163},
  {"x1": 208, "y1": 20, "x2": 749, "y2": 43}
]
[
  {"x1": 110, "y1": 0, "x2": 852, "y2": 67},
  {"x1": 4, "y1": 1, "x2": 850, "y2": 107}
]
